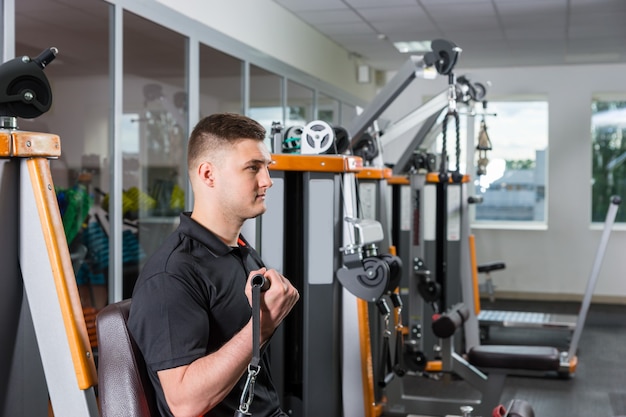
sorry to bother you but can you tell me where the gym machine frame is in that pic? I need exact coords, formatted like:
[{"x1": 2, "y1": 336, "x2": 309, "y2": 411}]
[
  {"x1": 0, "y1": 48, "x2": 99, "y2": 416},
  {"x1": 259, "y1": 153, "x2": 363, "y2": 417},
  {"x1": 341, "y1": 39, "x2": 480, "y2": 416}
]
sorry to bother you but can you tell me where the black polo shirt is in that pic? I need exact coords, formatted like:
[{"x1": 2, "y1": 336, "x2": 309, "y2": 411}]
[{"x1": 128, "y1": 212, "x2": 285, "y2": 417}]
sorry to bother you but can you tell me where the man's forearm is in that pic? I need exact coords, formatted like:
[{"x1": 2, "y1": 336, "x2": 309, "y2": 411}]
[{"x1": 159, "y1": 320, "x2": 254, "y2": 417}]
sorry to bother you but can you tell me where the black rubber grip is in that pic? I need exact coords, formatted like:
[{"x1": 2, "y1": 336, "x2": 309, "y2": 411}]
[{"x1": 251, "y1": 274, "x2": 270, "y2": 292}]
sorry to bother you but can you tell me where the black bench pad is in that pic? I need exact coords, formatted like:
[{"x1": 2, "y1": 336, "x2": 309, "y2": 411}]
[
  {"x1": 477, "y1": 261, "x2": 506, "y2": 273},
  {"x1": 468, "y1": 345, "x2": 560, "y2": 371}
]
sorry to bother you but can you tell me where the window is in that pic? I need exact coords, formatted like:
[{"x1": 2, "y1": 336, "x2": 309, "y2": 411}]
[
  {"x1": 591, "y1": 98, "x2": 626, "y2": 223},
  {"x1": 473, "y1": 101, "x2": 548, "y2": 223}
]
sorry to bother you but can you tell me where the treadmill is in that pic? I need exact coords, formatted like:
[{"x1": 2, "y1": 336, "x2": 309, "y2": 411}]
[{"x1": 477, "y1": 196, "x2": 621, "y2": 347}]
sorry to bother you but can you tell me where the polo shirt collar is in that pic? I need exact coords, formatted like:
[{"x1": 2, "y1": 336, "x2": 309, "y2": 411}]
[{"x1": 178, "y1": 212, "x2": 243, "y2": 257}]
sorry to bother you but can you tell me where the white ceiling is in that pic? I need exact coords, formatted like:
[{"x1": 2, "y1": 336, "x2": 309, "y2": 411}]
[{"x1": 273, "y1": 0, "x2": 626, "y2": 72}]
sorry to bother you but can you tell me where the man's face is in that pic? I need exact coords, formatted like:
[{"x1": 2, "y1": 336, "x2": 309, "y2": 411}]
[{"x1": 213, "y1": 139, "x2": 273, "y2": 221}]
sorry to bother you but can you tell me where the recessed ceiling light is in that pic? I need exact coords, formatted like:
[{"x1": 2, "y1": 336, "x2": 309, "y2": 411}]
[{"x1": 393, "y1": 40, "x2": 431, "y2": 53}]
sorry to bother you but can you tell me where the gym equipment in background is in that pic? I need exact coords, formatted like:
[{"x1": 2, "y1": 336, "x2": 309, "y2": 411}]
[
  {"x1": 273, "y1": 120, "x2": 351, "y2": 156},
  {"x1": 384, "y1": 303, "x2": 556, "y2": 417},
  {"x1": 475, "y1": 196, "x2": 622, "y2": 369}
]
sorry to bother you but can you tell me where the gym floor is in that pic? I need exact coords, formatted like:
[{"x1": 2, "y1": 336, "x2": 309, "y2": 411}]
[{"x1": 388, "y1": 299, "x2": 626, "y2": 417}]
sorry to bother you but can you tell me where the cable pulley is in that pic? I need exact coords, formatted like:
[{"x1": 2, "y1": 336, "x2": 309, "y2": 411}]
[
  {"x1": 301, "y1": 120, "x2": 335, "y2": 154},
  {"x1": 352, "y1": 132, "x2": 379, "y2": 163},
  {"x1": 378, "y1": 253, "x2": 403, "y2": 293},
  {"x1": 337, "y1": 255, "x2": 391, "y2": 303},
  {"x1": 282, "y1": 125, "x2": 304, "y2": 153},
  {"x1": 332, "y1": 125, "x2": 351, "y2": 154},
  {"x1": 0, "y1": 47, "x2": 58, "y2": 119},
  {"x1": 424, "y1": 39, "x2": 462, "y2": 76}
]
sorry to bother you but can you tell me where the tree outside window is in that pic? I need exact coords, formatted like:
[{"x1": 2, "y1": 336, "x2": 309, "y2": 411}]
[{"x1": 591, "y1": 99, "x2": 626, "y2": 223}]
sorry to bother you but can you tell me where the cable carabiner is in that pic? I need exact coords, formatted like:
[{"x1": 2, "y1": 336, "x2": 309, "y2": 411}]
[{"x1": 236, "y1": 364, "x2": 261, "y2": 415}]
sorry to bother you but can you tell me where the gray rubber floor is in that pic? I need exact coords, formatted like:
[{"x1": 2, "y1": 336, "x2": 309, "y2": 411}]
[{"x1": 486, "y1": 299, "x2": 626, "y2": 417}]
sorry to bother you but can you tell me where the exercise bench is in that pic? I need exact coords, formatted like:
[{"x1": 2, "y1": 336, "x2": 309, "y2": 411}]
[{"x1": 477, "y1": 261, "x2": 505, "y2": 302}]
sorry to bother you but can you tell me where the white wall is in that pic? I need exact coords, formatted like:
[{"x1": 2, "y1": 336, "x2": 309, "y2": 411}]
[
  {"x1": 154, "y1": 0, "x2": 380, "y2": 102},
  {"x1": 380, "y1": 63, "x2": 626, "y2": 302}
]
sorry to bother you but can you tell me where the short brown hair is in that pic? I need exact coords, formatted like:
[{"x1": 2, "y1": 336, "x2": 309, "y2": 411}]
[{"x1": 187, "y1": 113, "x2": 266, "y2": 172}]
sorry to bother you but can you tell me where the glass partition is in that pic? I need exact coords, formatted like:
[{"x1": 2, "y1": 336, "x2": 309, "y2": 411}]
[
  {"x1": 16, "y1": 0, "x2": 112, "y2": 308},
  {"x1": 287, "y1": 79, "x2": 313, "y2": 126},
  {"x1": 200, "y1": 44, "x2": 243, "y2": 117},
  {"x1": 249, "y1": 65, "x2": 283, "y2": 152},
  {"x1": 340, "y1": 102, "x2": 358, "y2": 127},
  {"x1": 122, "y1": 11, "x2": 188, "y2": 297},
  {"x1": 318, "y1": 93, "x2": 340, "y2": 126}
]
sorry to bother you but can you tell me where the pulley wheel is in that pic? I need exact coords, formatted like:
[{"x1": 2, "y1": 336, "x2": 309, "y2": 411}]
[
  {"x1": 352, "y1": 132, "x2": 379, "y2": 162},
  {"x1": 404, "y1": 348, "x2": 427, "y2": 373},
  {"x1": 472, "y1": 82, "x2": 487, "y2": 101},
  {"x1": 378, "y1": 254, "x2": 403, "y2": 292},
  {"x1": 418, "y1": 278, "x2": 441, "y2": 303},
  {"x1": 337, "y1": 256, "x2": 390, "y2": 302},
  {"x1": 283, "y1": 125, "x2": 304, "y2": 153},
  {"x1": 332, "y1": 125, "x2": 351, "y2": 154},
  {"x1": 6, "y1": 76, "x2": 52, "y2": 119},
  {"x1": 359, "y1": 256, "x2": 390, "y2": 290},
  {"x1": 301, "y1": 120, "x2": 334, "y2": 154}
]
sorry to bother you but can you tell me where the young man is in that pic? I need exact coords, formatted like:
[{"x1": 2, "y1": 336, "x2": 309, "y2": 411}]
[{"x1": 128, "y1": 113, "x2": 300, "y2": 417}]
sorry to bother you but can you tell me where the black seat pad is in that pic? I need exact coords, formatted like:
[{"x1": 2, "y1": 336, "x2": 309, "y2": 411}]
[
  {"x1": 468, "y1": 344, "x2": 560, "y2": 371},
  {"x1": 477, "y1": 261, "x2": 506, "y2": 273}
]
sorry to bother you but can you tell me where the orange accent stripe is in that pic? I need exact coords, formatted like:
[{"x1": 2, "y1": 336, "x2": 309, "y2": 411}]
[
  {"x1": 270, "y1": 154, "x2": 363, "y2": 173},
  {"x1": 569, "y1": 355, "x2": 578, "y2": 374},
  {"x1": 357, "y1": 298, "x2": 377, "y2": 417},
  {"x1": 386, "y1": 175, "x2": 410, "y2": 185},
  {"x1": 27, "y1": 158, "x2": 97, "y2": 389},
  {"x1": 425, "y1": 172, "x2": 470, "y2": 183},
  {"x1": 0, "y1": 131, "x2": 10, "y2": 156},
  {"x1": 425, "y1": 360, "x2": 442, "y2": 372},
  {"x1": 469, "y1": 234, "x2": 481, "y2": 316},
  {"x1": 356, "y1": 167, "x2": 392, "y2": 180}
]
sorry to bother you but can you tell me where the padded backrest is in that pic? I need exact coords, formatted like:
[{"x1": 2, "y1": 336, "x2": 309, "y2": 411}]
[{"x1": 96, "y1": 299, "x2": 158, "y2": 417}]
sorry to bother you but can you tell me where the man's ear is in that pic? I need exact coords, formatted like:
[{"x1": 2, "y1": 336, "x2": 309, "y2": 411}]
[{"x1": 197, "y1": 161, "x2": 215, "y2": 187}]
